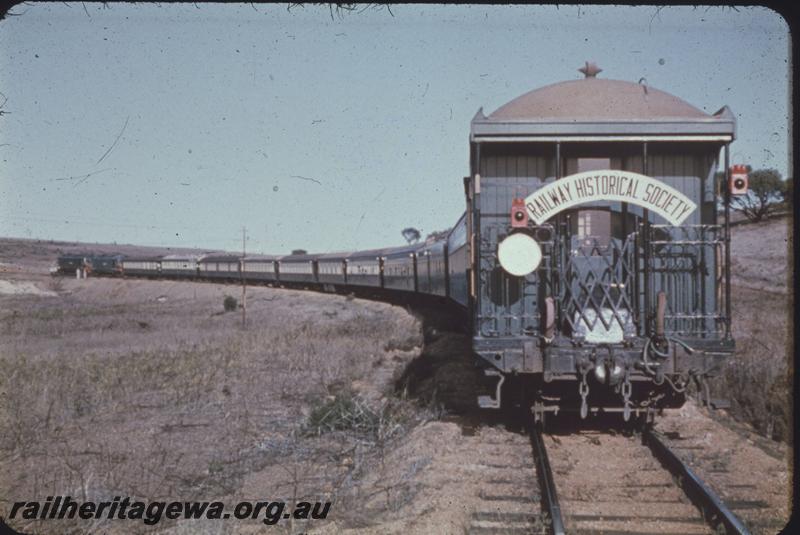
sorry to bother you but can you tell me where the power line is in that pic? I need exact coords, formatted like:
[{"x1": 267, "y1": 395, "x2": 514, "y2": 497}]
[{"x1": 241, "y1": 226, "x2": 247, "y2": 329}]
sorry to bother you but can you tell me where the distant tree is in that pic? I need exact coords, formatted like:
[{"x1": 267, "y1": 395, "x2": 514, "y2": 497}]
[
  {"x1": 291, "y1": 249, "x2": 308, "y2": 255},
  {"x1": 728, "y1": 168, "x2": 787, "y2": 222},
  {"x1": 426, "y1": 228, "x2": 451, "y2": 241},
  {"x1": 401, "y1": 227, "x2": 421, "y2": 244}
]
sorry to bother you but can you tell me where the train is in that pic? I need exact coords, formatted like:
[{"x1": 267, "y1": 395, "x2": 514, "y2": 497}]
[
  {"x1": 54, "y1": 220, "x2": 467, "y2": 307},
  {"x1": 55, "y1": 63, "x2": 744, "y2": 423}
]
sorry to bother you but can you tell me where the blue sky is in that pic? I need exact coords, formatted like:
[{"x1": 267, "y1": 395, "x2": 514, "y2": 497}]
[{"x1": 0, "y1": 4, "x2": 791, "y2": 253}]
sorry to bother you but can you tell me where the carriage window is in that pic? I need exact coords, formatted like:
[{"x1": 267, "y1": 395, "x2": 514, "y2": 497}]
[
  {"x1": 574, "y1": 158, "x2": 612, "y2": 248},
  {"x1": 576, "y1": 210, "x2": 610, "y2": 240},
  {"x1": 577, "y1": 157, "x2": 610, "y2": 173},
  {"x1": 573, "y1": 209, "x2": 612, "y2": 252}
]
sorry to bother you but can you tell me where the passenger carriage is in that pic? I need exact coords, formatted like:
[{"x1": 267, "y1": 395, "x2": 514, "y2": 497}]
[
  {"x1": 345, "y1": 248, "x2": 386, "y2": 288},
  {"x1": 121, "y1": 256, "x2": 162, "y2": 277},
  {"x1": 446, "y1": 213, "x2": 469, "y2": 306},
  {"x1": 241, "y1": 255, "x2": 279, "y2": 283},
  {"x1": 277, "y1": 253, "x2": 320, "y2": 284},
  {"x1": 160, "y1": 254, "x2": 202, "y2": 278},
  {"x1": 382, "y1": 244, "x2": 421, "y2": 293},
  {"x1": 317, "y1": 252, "x2": 349, "y2": 286},
  {"x1": 417, "y1": 239, "x2": 447, "y2": 297},
  {"x1": 198, "y1": 254, "x2": 242, "y2": 282}
]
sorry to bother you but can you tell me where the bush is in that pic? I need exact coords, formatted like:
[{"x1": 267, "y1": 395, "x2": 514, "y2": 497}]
[
  {"x1": 306, "y1": 392, "x2": 379, "y2": 436},
  {"x1": 304, "y1": 390, "x2": 413, "y2": 441},
  {"x1": 384, "y1": 333, "x2": 423, "y2": 352},
  {"x1": 714, "y1": 355, "x2": 790, "y2": 442},
  {"x1": 223, "y1": 295, "x2": 238, "y2": 312},
  {"x1": 48, "y1": 276, "x2": 64, "y2": 293}
]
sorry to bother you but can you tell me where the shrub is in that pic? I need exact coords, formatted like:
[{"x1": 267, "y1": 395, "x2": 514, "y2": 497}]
[
  {"x1": 48, "y1": 276, "x2": 64, "y2": 292},
  {"x1": 384, "y1": 333, "x2": 422, "y2": 352},
  {"x1": 714, "y1": 355, "x2": 790, "y2": 442},
  {"x1": 223, "y1": 295, "x2": 238, "y2": 312},
  {"x1": 304, "y1": 391, "x2": 413, "y2": 442},
  {"x1": 306, "y1": 392, "x2": 379, "y2": 436}
]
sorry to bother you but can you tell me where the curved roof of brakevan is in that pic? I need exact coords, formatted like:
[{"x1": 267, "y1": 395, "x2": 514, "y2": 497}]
[
  {"x1": 470, "y1": 62, "x2": 736, "y2": 139},
  {"x1": 489, "y1": 78, "x2": 708, "y2": 121}
]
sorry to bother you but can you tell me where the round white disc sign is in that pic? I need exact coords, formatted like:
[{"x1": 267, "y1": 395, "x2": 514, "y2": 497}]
[{"x1": 498, "y1": 233, "x2": 542, "y2": 277}]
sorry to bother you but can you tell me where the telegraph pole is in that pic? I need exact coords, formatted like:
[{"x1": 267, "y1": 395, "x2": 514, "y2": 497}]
[{"x1": 241, "y1": 226, "x2": 247, "y2": 329}]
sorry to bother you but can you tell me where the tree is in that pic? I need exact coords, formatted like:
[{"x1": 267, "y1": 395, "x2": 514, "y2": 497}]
[
  {"x1": 426, "y1": 228, "x2": 451, "y2": 241},
  {"x1": 401, "y1": 227, "x2": 421, "y2": 244},
  {"x1": 731, "y1": 168, "x2": 787, "y2": 222}
]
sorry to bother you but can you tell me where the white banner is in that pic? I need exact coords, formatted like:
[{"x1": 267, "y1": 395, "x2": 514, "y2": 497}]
[{"x1": 524, "y1": 170, "x2": 697, "y2": 226}]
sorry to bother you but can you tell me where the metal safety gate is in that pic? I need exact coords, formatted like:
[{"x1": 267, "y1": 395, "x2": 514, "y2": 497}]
[
  {"x1": 548, "y1": 223, "x2": 726, "y2": 341},
  {"x1": 555, "y1": 231, "x2": 639, "y2": 342}
]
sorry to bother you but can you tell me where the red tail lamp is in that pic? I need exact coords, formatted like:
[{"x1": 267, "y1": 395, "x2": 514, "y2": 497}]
[
  {"x1": 511, "y1": 197, "x2": 528, "y2": 228},
  {"x1": 729, "y1": 165, "x2": 749, "y2": 195}
]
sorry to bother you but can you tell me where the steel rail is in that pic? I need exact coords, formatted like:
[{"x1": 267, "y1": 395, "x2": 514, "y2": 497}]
[
  {"x1": 529, "y1": 424, "x2": 566, "y2": 535},
  {"x1": 643, "y1": 427, "x2": 751, "y2": 535}
]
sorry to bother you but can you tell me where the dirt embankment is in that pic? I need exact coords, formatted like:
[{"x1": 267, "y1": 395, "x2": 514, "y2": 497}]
[
  {"x1": 715, "y1": 215, "x2": 793, "y2": 442},
  {"x1": 729, "y1": 215, "x2": 791, "y2": 293}
]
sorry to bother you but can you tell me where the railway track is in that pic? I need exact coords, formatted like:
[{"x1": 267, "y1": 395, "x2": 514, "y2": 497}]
[
  {"x1": 527, "y1": 422, "x2": 759, "y2": 535},
  {"x1": 653, "y1": 410, "x2": 790, "y2": 535},
  {"x1": 466, "y1": 428, "x2": 550, "y2": 534}
]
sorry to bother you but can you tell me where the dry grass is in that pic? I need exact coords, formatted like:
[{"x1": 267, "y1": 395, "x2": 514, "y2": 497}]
[
  {"x1": 709, "y1": 285, "x2": 791, "y2": 441},
  {"x1": 0, "y1": 276, "x2": 424, "y2": 534},
  {"x1": 706, "y1": 215, "x2": 792, "y2": 442}
]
